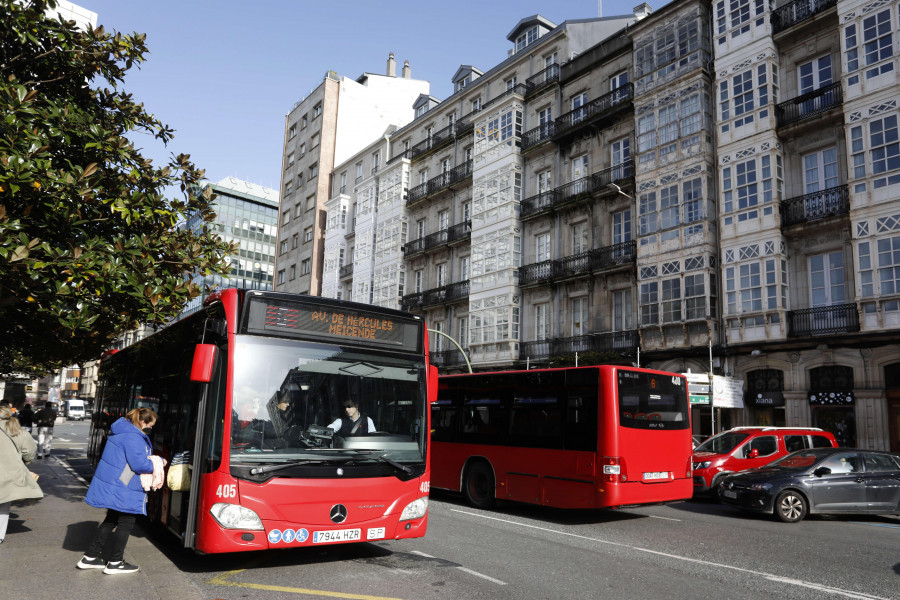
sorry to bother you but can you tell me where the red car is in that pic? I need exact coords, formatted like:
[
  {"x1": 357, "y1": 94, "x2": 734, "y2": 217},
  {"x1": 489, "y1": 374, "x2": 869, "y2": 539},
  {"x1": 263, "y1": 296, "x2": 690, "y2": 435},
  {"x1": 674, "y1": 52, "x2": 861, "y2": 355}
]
[{"x1": 692, "y1": 427, "x2": 838, "y2": 495}]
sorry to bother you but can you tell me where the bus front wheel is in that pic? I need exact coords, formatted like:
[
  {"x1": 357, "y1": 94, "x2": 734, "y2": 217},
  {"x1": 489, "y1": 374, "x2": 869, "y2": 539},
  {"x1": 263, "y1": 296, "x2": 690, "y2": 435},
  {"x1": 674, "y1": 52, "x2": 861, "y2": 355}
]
[{"x1": 463, "y1": 461, "x2": 496, "y2": 509}]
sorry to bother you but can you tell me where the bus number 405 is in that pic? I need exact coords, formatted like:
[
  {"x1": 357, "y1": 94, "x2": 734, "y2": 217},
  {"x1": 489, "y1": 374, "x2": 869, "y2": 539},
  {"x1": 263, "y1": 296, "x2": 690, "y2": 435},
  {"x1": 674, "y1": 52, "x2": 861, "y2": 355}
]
[{"x1": 216, "y1": 484, "x2": 237, "y2": 498}]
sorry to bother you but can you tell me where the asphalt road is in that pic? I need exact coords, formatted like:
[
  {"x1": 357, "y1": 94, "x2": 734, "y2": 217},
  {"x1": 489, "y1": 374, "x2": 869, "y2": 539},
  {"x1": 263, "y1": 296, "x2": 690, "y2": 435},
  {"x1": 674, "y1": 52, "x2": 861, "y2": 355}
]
[{"x1": 53, "y1": 420, "x2": 900, "y2": 600}]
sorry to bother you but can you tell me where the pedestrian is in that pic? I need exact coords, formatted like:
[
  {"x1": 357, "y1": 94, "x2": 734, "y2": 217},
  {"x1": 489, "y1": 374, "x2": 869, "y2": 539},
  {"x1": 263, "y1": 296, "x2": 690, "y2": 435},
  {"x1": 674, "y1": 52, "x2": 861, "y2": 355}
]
[
  {"x1": 0, "y1": 405, "x2": 43, "y2": 545},
  {"x1": 18, "y1": 403, "x2": 34, "y2": 433},
  {"x1": 77, "y1": 407, "x2": 161, "y2": 574},
  {"x1": 34, "y1": 401, "x2": 58, "y2": 459}
]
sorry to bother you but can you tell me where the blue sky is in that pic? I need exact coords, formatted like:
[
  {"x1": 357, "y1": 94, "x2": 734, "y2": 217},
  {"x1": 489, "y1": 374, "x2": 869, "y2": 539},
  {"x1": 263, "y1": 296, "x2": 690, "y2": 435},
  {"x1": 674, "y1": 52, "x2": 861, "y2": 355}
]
[{"x1": 83, "y1": 0, "x2": 650, "y2": 192}]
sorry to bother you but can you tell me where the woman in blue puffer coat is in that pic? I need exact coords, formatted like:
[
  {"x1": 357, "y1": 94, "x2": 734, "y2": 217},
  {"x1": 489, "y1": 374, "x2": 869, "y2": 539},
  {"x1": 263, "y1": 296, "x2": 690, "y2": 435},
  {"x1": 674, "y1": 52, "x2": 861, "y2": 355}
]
[{"x1": 77, "y1": 407, "x2": 158, "y2": 575}]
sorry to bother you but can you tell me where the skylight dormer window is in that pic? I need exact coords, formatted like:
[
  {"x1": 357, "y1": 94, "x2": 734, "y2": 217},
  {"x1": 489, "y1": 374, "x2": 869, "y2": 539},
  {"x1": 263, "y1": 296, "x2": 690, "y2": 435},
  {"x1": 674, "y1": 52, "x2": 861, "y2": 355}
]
[{"x1": 516, "y1": 26, "x2": 538, "y2": 51}]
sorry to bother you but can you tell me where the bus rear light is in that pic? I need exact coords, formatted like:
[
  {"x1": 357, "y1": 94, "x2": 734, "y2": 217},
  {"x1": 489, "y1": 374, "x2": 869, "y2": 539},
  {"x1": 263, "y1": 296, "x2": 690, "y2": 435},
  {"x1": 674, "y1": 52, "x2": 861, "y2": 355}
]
[
  {"x1": 602, "y1": 457, "x2": 625, "y2": 483},
  {"x1": 209, "y1": 503, "x2": 264, "y2": 530},
  {"x1": 686, "y1": 458, "x2": 693, "y2": 478}
]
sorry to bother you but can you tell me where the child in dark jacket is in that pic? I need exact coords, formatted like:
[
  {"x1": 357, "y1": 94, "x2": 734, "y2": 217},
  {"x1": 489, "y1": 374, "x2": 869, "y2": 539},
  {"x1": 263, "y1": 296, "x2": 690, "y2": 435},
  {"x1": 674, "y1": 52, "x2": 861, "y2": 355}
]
[{"x1": 77, "y1": 407, "x2": 160, "y2": 574}]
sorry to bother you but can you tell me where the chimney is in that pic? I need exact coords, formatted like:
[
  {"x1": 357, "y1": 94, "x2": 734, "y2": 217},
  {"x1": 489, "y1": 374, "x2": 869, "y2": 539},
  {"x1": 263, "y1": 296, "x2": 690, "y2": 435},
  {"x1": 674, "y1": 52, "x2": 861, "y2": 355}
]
[
  {"x1": 633, "y1": 3, "x2": 652, "y2": 20},
  {"x1": 387, "y1": 52, "x2": 396, "y2": 77},
  {"x1": 402, "y1": 60, "x2": 411, "y2": 79}
]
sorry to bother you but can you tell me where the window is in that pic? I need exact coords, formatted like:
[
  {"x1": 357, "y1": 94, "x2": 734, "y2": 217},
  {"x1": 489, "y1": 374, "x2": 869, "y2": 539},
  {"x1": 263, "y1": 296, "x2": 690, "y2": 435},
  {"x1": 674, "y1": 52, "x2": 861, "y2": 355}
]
[
  {"x1": 535, "y1": 233, "x2": 551, "y2": 262},
  {"x1": 870, "y1": 115, "x2": 900, "y2": 175},
  {"x1": 803, "y1": 148, "x2": 838, "y2": 193},
  {"x1": 306, "y1": 194, "x2": 315, "y2": 211},
  {"x1": 613, "y1": 289, "x2": 634, "y2": 331},
  {"x1": 300, "y1": 142, "x2": 306, "y2": 156},
  {"x1": 639, "y1": 191, "x2": 658, "y2": 235},
  {"x1": 572, "y1": 222, "x2": 588, "y2": 254},
  {"x1": 438, "y1": 210, "x2": 449, "y2": 231},
  {"x1": 309, "y1": 163, "x2": 318, "y2": 179},
  {"x1": 572, "y1": 92, "x2": 588, "y2": 124},
  {"x1": 356, "y1": 162, "x2": 363, "y2": 182},
  {"x1": 611, "y1": 137, "x2": 631, "y2": 167},
  {"x1": 310, "y1": 133, "x2": 319, "y2": 149},
  {"x1": 537, "y1": 170, "x2": 552, "y2": 193},
  {"x1": 289, "y1": 125, "x2": 296, "y2": 139},
  {"x1": 313, "y1": 103, "x2": 322, "y2": 118},
  {"x1": 535, "y1": 303, "x2": 550, "y2": 340},
  {"x1": 458, "y1": 317, "x2": 469, "y2": 349},
  {"x1": 297, "y1": 173, "x2": 304, "y2": 188},
  {"x1": 544, "y1": 52, "x2": 558, "y2": 68},
  {"x1": 287, "y1": 153, "x2": 294, "y2": 168},
  {"x1": 277, "y1": 269, "x2": 286, "y2": 285},
  {"x1": 289, "y1": 265, "x2": 296, "y2": 281},
  {"x1": 799, "y1": 55, "x2": 832, "y2": 94},
  {"x1": 459, "y1": 256, "x2": 470, "y2": 281},
  {"x1": 437, "y1": 263, "x2": 447, "y2": 287},
  {"x1": 304, "y1": 226, "x2": 313, "y2": 243},
  {"x1": 372, "y1": 151, "x2": 380, "y2": 173},
  {"x1": 662, "y1": 277, "x2": 681, "y2": 322},
  {"x1": 416, "y1": 219, "x2": 426, "y2": 239},
  {"x1": 282, "y1": 210, "x2": 290, "y2": 225},
  {"x1": 295, "y1": 203, "x2": 303, "y2": 218},
  {"x1": 301, "y1": 259, "x2": 311, "y2": 275},
  {"x1": 685, "y1": 273, "x2": 705, "y2": 319},
  {"x1": 613, "y1": 209, "x2": 632, "y2": 244},
  {"x1": 610, "y1": 71, "x2": 628, "y2": 91},
  {"x1": 659, "y1": 185, "x2": 680, "y2": 231},
  {"x1": 505, "y1": 76, "x2": 517, "y2": 91},
  {"x1": 741, "y1": 435, "x2": 777, "y2": 458},
  {"x1": 339, "y1": 171, "x2": 347, "y2": 193},
  {"x1": 732, "y1": 70, "x2": 754, "y2": 125},
  {"x1": 809, "y1": 252, "x2": 845, "y2": 307},
  {"x1": 640, "y1": 281, "x2": 659, "y2": 325},
  {"x1": 279, "y1": 239, "x2": 288, "y2": 255},
  {"x1": 301, "y1": 115, "x2": 308, "y2": 129},
  {"x1": 878, "y1": 236, "x2": 900, "y2": 294},
  {"x1": 572, "y1": 297, "x2": 588, "y2": 336},
  {"x1": 516, "y1": 26, "x2": 538, "y2": 52},
  {"x1": 414, "y1": 270, "x2": 424, "y2": 293},
  {"x1": 284, "y1": 181, "x2": 293, "y2": 196},
  {"x1": 291, "y1": 233, "x2": 299, "y2": 249}
]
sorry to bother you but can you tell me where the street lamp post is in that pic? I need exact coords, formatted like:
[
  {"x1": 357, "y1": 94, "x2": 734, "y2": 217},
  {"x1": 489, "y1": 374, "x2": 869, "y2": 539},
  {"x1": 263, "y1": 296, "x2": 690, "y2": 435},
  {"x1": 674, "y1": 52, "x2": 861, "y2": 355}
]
[{"x1": 427, "y1": 329, "x2": 473, "y2": 373}]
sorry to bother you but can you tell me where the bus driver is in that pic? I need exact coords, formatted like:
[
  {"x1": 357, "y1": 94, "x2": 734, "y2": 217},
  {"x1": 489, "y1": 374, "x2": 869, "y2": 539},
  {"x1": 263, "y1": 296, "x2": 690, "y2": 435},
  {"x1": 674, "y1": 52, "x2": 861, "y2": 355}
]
[{"x1": 328, "y1": 400, "x2": 375, "y2": 437}]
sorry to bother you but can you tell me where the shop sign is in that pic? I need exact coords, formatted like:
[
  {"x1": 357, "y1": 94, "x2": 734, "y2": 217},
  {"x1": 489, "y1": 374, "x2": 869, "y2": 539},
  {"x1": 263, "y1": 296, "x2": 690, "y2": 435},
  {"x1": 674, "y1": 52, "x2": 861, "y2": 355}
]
[
  {"x1": 747, "y1": 391, "x2": 784, "y2": 407},
  {"x1": 712, "y1": 376, "x2": 745, "y2": 408}
]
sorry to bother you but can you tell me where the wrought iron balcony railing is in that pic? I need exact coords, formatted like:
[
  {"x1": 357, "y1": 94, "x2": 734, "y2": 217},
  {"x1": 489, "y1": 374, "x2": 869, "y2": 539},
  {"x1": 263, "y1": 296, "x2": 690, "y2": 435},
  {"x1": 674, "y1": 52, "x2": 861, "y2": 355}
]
[
  {"x1": 407, "y1": 123, "x2": 455, "y2": 162},
  {"x1": 338, "y1": 263, "x2": 353, "y2": 279},
  {"x1": 776, "y1": 81, "x2": 842, "y2": 127},
  {"x1": 525, "y1": 63, "x2": 559, "y2": 96},
  {"x1": 401, "y1": 280, "x2": 469, "y2": 311},
  {"x1": 553, "y1": 84, "x2": 633, "y2": 140},
  {"x1": 430, "y1": 348, "x2": 469, "y2": 368},
  {"x1": 519, "y1": 329, "x2": 640, "y2": 360},
  {"x1": 788, "y1": 303, "x2": 860, "y2": 337},
  {"x1": 521, "y1": 121, "x2": 556, "y2": 150},
  {"x1": 771, "y1": 0, "x2": 837, "y2": 34},
  {"x1": 406, "y1": 160, "x2": 473, "y2": 204},
  {"x1": 518, "y1": 241, "x2": 637, "y2": 286},
  {"x1": 519, "y1": 161, "x2": 634, "y2": 220},
  {"x1": 780, "y1": 185, "x2": 849, "y2": 226}
]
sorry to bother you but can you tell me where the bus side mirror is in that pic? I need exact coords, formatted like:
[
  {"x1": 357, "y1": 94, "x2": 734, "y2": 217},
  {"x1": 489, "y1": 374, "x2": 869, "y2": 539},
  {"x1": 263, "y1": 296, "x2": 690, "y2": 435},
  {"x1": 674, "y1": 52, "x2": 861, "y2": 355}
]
[
  {"x1": 428, "y1": 364, "x2": 439, "y2": 403},
  {"x1": 190, "y1": 344, "x2": 217, "y2": 383}
]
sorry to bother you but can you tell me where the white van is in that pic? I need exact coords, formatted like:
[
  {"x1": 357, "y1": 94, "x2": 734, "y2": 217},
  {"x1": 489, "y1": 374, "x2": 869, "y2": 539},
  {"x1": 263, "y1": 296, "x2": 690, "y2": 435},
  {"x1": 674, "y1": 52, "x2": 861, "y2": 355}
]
[{"x1": 66, "y1": 398, "x2": 86, "y2": 421}]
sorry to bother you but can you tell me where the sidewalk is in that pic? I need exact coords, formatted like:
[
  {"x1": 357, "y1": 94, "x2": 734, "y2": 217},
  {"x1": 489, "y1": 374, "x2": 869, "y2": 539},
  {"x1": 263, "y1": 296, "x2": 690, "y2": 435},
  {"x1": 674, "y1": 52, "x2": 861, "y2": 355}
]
[{"x1": 0, "y1": 455, "x2": 205, "y2": 600}]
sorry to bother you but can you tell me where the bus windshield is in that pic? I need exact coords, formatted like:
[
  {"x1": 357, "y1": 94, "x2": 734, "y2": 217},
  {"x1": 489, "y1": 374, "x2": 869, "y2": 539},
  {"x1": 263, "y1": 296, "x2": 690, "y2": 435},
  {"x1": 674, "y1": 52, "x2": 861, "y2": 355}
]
[{"x1": 230, "y1": 335, "x2": 427, "y2": 466}]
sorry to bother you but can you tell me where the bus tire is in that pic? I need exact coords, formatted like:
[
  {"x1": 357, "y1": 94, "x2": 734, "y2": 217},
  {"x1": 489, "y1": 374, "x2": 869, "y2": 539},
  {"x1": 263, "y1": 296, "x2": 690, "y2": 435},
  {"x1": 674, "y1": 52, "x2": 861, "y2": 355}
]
[{"x1": 463, "y1": 460, "x2": 496, "y2": 509}]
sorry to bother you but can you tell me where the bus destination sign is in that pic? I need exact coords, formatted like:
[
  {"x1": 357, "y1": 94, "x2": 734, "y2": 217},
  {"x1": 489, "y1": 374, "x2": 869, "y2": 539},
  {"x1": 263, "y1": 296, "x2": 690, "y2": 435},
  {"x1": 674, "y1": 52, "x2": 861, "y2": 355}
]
[{"x1": 246, "y1": 297, "x2": 422, "y2": 353}]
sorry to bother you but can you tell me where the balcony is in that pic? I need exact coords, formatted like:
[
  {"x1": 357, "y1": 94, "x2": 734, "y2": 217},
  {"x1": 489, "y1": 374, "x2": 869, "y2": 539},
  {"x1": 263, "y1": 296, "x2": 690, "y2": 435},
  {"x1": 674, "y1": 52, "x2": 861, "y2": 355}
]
[
  {"x1": 520, "y1": 161, "x2": 635, "y2": 220},
  {"x1": 338, "y1": 263, "x2": 353, "y2": 280},
  {"x1": 771, "y1": 0, "x2": 837, "y2": 34},
  {"x1": 408, "y1": 123, "x2": 455, "y2": 162},
  {"x1": 552, "y1": 84, "x2": 633, "y2": 143},
  {"x1": 402, "y1": 220, "x2": 472, "y2": 257},
  {"x1": 775, "y1": 81, "x2": 842, "y2": 128},
  {"x1": 431, "y1": 348, "x2": 470, "y2": 369},
  {"x1": 519, "y1": 329, "x2": 640, "y2": 360},
  {"x1": 401, "y1": 280, "x2": 469, "y2": 311},
  {"x1": 780, "y1": 185, "x2": 849, "y2": 227},
  {"x1": 788, "y1": 303, "x2": 860, "y2": 337},
  {"x1": 455, "y1": 108, "x2": 481, "y2": 138},
  {"x1": 406, "y1": 160, "x2": 473, "y2": 205},
  {"x1": 518, "y1": 240, "x2": 636, "y2": 287},
  {"x1": 521, "y1": 121, "x2": 556, "y2": 151},
  {"x1": 525, "y1": 63, "x2": 559, "y2": 97}
]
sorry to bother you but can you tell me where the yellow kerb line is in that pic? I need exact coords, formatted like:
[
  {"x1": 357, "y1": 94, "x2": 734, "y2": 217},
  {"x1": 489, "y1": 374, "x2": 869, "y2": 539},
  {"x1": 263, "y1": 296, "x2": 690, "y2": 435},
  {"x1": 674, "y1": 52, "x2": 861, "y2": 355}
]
[{"x1": 207, "y1": 569, "x2": 406, "y2": 600}]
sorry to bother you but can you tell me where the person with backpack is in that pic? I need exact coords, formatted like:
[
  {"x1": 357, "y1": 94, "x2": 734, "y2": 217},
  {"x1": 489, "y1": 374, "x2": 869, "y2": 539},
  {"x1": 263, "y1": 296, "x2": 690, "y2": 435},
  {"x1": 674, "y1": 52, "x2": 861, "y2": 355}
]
[
  {"x1": 34, "y1": 402, "x2": 58, "y2": 459},
  {"x1": 17, "y1": 403, "x2": 34, "y2": 433}
]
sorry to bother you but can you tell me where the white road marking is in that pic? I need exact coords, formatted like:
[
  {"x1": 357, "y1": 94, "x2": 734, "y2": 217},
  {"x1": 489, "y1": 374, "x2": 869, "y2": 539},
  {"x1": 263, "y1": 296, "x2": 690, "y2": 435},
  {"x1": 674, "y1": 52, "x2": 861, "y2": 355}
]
[
  {"x1": 410, "y1": 550, "x2": 507, "y2": 586},
  {"x1": 649, "y1": 515, "x2": 681, "y2": 522},
  {"x1": 451, "y1": 509, "x2": 888, "y2": 600},
  {"x1": 53, "y1": 456, "x2": 90, "y2": 487}
]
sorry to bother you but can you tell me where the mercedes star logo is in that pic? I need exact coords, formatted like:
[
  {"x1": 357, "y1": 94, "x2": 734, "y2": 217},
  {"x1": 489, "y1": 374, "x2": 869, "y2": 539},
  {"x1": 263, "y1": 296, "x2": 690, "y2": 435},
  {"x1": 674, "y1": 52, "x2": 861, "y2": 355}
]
[{"x1": 330, "y1": 504, "x2": 348, "y2": 524}]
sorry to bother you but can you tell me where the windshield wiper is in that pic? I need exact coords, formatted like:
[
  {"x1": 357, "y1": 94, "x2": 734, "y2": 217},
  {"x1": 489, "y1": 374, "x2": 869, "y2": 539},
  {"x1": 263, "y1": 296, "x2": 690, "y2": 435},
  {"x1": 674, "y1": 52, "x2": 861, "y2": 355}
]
[
  {"x1": 344, "y1": 451, "x2": 414, "y2": 475},
  {"x1": 247, "y1": 457, "x2": 348, "y2": 475}
]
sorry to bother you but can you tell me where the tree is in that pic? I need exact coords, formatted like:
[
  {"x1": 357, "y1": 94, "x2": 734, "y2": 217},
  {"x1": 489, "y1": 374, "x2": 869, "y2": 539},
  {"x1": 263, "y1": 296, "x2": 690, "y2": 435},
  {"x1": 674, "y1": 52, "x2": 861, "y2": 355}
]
[{"x1": 0, "y1": 0, "x2": 236, "y2": 377}]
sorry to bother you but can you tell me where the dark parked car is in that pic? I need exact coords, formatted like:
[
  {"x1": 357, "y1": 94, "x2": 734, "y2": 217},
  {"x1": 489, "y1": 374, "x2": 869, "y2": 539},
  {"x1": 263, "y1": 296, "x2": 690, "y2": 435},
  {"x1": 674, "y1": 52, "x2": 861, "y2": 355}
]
[{"x1": 718, "y1": 448, "x2": 900, "y2": 522}]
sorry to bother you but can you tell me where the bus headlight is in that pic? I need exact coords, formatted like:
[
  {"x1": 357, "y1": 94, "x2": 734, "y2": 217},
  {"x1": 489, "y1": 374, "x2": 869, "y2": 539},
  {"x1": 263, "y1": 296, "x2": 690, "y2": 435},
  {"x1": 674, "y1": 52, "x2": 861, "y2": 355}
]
[
  {"x1": 209, "y1": 503, "x2": 264, "y2": 530},
  {"x1": 400, "y1": 497, "x2": 428, "y2": 521}
]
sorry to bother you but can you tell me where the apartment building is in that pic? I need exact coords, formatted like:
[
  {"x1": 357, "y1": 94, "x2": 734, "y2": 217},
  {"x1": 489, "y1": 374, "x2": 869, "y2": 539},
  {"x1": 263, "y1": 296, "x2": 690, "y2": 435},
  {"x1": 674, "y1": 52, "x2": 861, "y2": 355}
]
[
  {"x1": 315, "y1": 1, "x2": 900, "y2": 451},
  {"x1": 275, "y1": 60, "x2": 430, "y2": 296}
]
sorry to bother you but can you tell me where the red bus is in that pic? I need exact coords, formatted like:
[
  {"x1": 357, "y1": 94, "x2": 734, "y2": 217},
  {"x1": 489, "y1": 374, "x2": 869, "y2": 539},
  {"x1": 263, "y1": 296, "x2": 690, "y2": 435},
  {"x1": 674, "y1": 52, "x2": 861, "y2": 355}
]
[
  {"x1": 89, "y1": 289, "x2": 437, "y2": 553},
  {"x1": 432, "y1": 365, "x2": 692, "y2": 509}
]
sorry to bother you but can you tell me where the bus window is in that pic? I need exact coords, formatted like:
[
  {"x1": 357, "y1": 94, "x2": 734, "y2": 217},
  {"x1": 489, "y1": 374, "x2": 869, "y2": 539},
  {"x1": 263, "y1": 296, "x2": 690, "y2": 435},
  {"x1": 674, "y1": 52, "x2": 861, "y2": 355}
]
[
  {"x1": 617, "y1": 369, "x2": 689, "y2": 430},
  {"x1": 564, "y1": 368, "x2": 599, "y2": 451}
]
